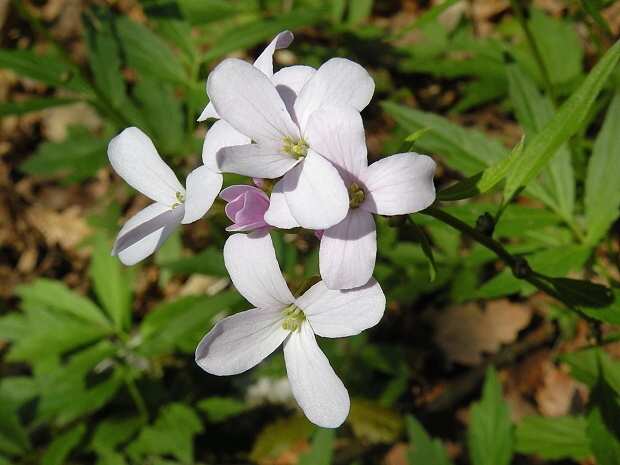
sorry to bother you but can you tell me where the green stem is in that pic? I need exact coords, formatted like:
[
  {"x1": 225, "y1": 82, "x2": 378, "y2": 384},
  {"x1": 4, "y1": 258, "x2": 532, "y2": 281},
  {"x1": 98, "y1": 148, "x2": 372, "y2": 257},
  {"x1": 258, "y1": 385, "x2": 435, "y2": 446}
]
[
  {"x1": 125, "y1": 375, "x2": 149, "y2": 425},
  {"x1": 508, "y1": 0, "x2": 558, "y2": 108}
]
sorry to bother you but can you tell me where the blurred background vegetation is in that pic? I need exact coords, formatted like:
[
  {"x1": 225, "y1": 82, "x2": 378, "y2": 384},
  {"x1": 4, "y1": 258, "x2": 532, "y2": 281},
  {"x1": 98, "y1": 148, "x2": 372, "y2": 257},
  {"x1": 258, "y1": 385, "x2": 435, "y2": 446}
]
[{"x1": 1, "y1": 0, "x2": 620, "y2": 464}]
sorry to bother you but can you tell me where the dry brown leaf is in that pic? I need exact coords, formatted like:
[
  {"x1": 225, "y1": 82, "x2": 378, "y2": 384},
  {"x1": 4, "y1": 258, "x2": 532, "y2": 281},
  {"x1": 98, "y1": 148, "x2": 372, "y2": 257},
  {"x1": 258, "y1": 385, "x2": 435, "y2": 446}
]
[
  {"x1": 428, "y1": 299, "x2": 532, "y2": 365},
  {"x1": 383, "y1": 442, "x2": 409, "y2": 465},
  {"x1": 25, "y1": 205, "x2": 93, "y2": 257},
  {"x1": 535, "y1": 361, "x2": 587, "y2": 417},
  {"x1": 41, "y1": 101, "x2": 102, "y2": 142}
]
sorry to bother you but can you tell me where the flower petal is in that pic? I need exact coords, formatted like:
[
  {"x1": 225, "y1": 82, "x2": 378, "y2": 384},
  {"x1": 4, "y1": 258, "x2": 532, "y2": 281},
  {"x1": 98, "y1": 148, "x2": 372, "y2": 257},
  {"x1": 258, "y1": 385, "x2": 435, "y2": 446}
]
[
  {"x1": 196, "y1": 307, "x2": 288, "y2": 376},
  {"x1": 359, "y1": 153, "x2": 437, "y2": 215},
  {"x1": 114, "y1": 202, "x2": 183, "y2": 266},
  {"x1": 297, "y1": 279, "x2": 386, "y2": 338},
  {"x1": 217, "y1": 143, "x2": 300, "y2": 178},
  {"x1": 207, "y1": 58, "x2": 300, "y2": 143},
  {"x1": 294, "y1": 58, "x2": 375, "y2": 131},
  {"x1": 263, "y1": 180, "x2": 300, "y2": 229},
  {"x1": 253, "y1": 30, "x2": 294, "y2": 78},
  {"x1": 202, "y1": 120, "x2": 251, "y2": 172},
  {"x1": 197, "y1": 101, "x2": 219, "y2": 122},
  {"x1": 182, "y1": 165, "x2": 222, "y2": 224},
  {"x1": 108, "y1": 127, "x2": 184, "y2": 205},
  {"x1": 282, "y1": 150, "x2": 348, "y2": 230},
  {"x1": 272, "y1": 65, "x2": 316, "y2": 125},
  {"x1": 283, "y1": 323, "x2": 350, "y2": 428},
  {"x1": 224, "y1": 229, "x2": 294, "y2": 308},
  {"x1": 305, "y1": 105, "x2": 368, "y2": 185},
  {"x1": 319, "y1": 209, "x2": 376, "y2": 290}
]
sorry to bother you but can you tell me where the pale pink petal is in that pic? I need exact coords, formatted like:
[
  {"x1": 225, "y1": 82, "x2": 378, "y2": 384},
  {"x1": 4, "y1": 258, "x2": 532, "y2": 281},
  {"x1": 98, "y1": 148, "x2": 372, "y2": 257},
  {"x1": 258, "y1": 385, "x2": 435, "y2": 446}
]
[
  {"x1": 196, "y1": 307, "x2": 288, "y2": 375},
  {"x1": 283, "y1": 323, "x2": 350, "y2": 428},
  {"x1": 108, "y1": 127, "x2": 184, "y2": 205},
  {"x1": 294, "y1": 58, "x2": 375, "y2": 131},
  {"x1": 182, "y1": 165, "x2": 222, "y2": 224},
  {"x1": 305, "y1": 105, "x2": 368, "y2": 185},
  {"x1": 217, "y1": 144, "x2": 300, "y2": 178},
  {"x1": 253, "y1": 30, "x2": 294, "y2": 78},
  {"x1": 263, "y1": 180, "x2": 301, "y2": 229},
  {"x1": 297, "y1": 279, "x2": 385, "y2": 339},
  {"x1": 222, "y1": 185, "x2": 270, "y2": 232},
  {"x1": 197, "y1": 102, "x2": 219, "y2": 122},
  {"x1": 272, "y1": 65, "x2": 316, "y2": 125},
  {"x1": 220, "y1": 184, "x2": 268, "y2": 202},
  {"x1": 202, "y1": 120, "x2": 251, "y2": 172},
  {"x1": 207, "y1": 59, "x2": 300, "y2": 143},
  {"x1": 319, "y1": 209, "x2": 376, "y2": 290},
  {"x1": 282, "y1": 150, "x2": 348, "y2": 230},
  {"x1": 359, "y1": 153, "x2": 436, "y2": 215},
  {"x1": 224, "y1": 230, "x2": 294, "y2": 308},
  {"x1": 115, "y1": 202, "x2": 183, "y2": 266}
]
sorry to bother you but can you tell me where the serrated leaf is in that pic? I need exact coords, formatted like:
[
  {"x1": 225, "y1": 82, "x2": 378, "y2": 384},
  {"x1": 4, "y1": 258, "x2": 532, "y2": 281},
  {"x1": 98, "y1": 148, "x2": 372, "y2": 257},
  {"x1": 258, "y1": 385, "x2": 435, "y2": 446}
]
[
  {"x1": 0, "y1": 398, "x2": 31, "y2": 456},
  {"x1": 514, "y1": 415, "x2": 591, "y2": 460},
  {"x1": 468, "y1": 366, "x2": 512, "y2": 465},
  {"x1": 20, "y1": 126, "x2": 109, "y2": 185},
  {"x1": 347, "y1": 399, "x2": 404, "y2": 443},
  {"x1": 14, "y1": 278, "x2": 110, "y2": 327},
  {"x1": 249, "y1": 416, "x2": 313, "y2": 462},
  {"x1": 89, "y1": 416, "x2": 142, "y2": 455},
  {"x1": 297, "y1": 427, "x2": 336, "y2": 465},
  {"x1": 558, "y1": 348, "x2": 600, "y2": 387},
  {"x1": 405, "y1": 415, "x2": 452, "y2": 465},
  {"x1": 41, "y1": 424, "x2": 86, "y2": 465},
  {"x1": 381, "y1": 101, "x2": 508, "y2": 176},
  {"x1": 142, "y1": 0, "x2": 195, "y2": 58},
  {"x1": 126, "y1": 404, "x2": 203, "y2": 463},
  {"x1": 502, "y1": 39, "x2": 620, "y2": 206},
  {"x1": 196, "y1": 397, "x2": 246, "y2": 423},
  {"x1": 547, "y1": 277, "x2": 614, "y2": 308},
  {"x1": 586, "y1": 366, "x2": 620, "y2": 465},
  {"x1": 587, "y1": 405, "x2": 620, "y2": 465},
  {"x1": 437, "y1": 137, "x2": 524, "y2": 201},
  {"x1": 0, "y1": 97, "x2": 79, "y2": 118},
  {"x1": 584, "y1": 92, "x2": 620, "y2": 246}
]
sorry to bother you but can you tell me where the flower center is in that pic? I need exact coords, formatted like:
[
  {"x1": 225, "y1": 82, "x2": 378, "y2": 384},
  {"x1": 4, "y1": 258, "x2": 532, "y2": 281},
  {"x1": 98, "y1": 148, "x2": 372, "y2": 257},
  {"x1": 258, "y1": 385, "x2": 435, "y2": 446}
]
[
  {"x1": 282, "y1": 304, "x2": 306, "y2": 332},
  {"x1": 348, "y1": 183, "x2": 365, "y2": 209},
  {"x1": 281, "y1": 137, "x2": 309, "y2": 159},
  {"x1": 171, "y1": 191, "x2": 185, "y2": 209}
]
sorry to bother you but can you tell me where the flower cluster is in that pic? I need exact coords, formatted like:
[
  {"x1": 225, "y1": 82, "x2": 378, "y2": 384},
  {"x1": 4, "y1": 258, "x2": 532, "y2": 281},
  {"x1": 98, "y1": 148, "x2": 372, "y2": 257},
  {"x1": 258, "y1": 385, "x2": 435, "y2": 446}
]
[{"x1": 107, "y1": 31, "x2": 436, "y2": 428}]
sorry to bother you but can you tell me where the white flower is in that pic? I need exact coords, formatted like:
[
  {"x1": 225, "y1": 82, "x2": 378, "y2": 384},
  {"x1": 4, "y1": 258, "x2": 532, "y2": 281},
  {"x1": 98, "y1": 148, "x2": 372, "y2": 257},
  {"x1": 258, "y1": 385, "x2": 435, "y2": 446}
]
[
  {"x1": 206, "y1": 56, "x2": 375, "y2": 230},
  {"x1": 108, "y1": 127, "x2": 222, "y2": 265},
  {"x1": 195, "y1": 230, "x2": 386, "y2": 428}
]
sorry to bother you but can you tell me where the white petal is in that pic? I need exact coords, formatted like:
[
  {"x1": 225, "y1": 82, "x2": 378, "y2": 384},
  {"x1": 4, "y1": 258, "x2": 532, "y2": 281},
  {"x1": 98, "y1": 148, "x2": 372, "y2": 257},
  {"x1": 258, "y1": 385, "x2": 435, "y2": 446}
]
[
  {"x1": 297, "y1": 279, "x2": 386, "y2": 338},
  {"x1": 182, "y1": 165, "x2": 223, "y2": 224},
  {"x1": 224, "y1": 229, "x2": 294, "y2": 308},
  {"x1": 197, "y1": 102, "x2": 219, "y2": 122},
  {"x1": 305, "y1": 105, "x2": 368, "y2": 185},
  {"x1": 202, "y1": 120, "x2": 251, "y2": 172},
  {"x1": 217, "y1": 144, "x2": 300, "y2": 178},
  {"x1": 282, "y1": 150, "x2": 348, "y2": 230},
  {"x1": 283, "y1": 323, "x2": 350, "y2": 428},
  {"x1": 115, "y1": 203, "x2": 183, "y2": 266},
  {"x1": 359, "y1": 153, "x2": 436, "y2": 215},
  {"x1": 319, "y1": 209, "x2": 376, "y2": 290},
  {"x1": 196, "y1": 307, "x2": 288, "y2": 375},
  {"x1": 108, "y1": 127, "x2": 184, "y2": 205},
  {"x1": 294, "y1": 58, "x2": 375, "y2": 131},
  {"x1": 253, "y1": 30, "x2": 294, "y2": 78},
  {"x1": 207, "y1": 59, "x2": 300, "y2": 143},
  {"x1": 272, "y1": 65, "x2": 317, "y2": 125},
  {"x1": 263, "y1": 180, "x2": 301, "y2": 229}
]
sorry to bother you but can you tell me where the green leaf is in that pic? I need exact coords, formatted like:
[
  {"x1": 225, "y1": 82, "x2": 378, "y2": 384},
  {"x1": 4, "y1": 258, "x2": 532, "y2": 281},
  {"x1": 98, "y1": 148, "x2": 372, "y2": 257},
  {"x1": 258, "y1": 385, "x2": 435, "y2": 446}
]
[
  {"x1": 20, "y1": 125, "x2": 109, "y2": 185},
  {"x1": 408, "y1": 218, "x2": 437, "y2": 281},
  {"x1": 126, "y1": 404, "x2": 203, "y2": 463},
  {"x1": 437, "y1": 137, "x2": 524, "y2": 201},
  {"x1": 558, "y1": 348, "x2": 600, "y2": 387},
  {"x1": 381, "y1": 101, "x2": 508, "y2": 176},
  {"x1": 0, "y1": 97, "x2": 79, "y2": 118},
  {"x1": 578, "y1": 289, "x2": 620, "y2": 326},
  {"x1": 397, "y1": 127, "x2": 431, "y2": 153},
  {"x1": 502, "y1": 39, "x2": 620, "y2": 206},
  {"x1": 584, "y1": 92, "x2": 620, "y2": 246},
  {"x1": 89, "y1": 416, "x2": 142, "y2": 455},
  {"x1": 405, "y1": 415, "x2": 452, "y2": 465},
  {"x1": 547, "y1": 277, "x2": 614, "y2": 308},
  {"x1": 297, "y1": 428, "x2": 336, "y2": 465},
  {"x1": 160, "y1": 247, "x2": 227, "y2": 276},
  {"x1": 346, "y1": 0, "x2": 374, "y2": 27},
  {"x1": 196, "y1": 397, "x2": 246, "y2": 423},
  {"x1": 387, "y1": 0, "x2": 461, "y2": 40},
  {"x1": 90, "y1": 235, "x2": 133, "y2": 332},
  {"x1": 249, "y1": 416, "x2": 313, "y2": 462},
  {"x1": 14, "y1": 278, "x2": 110, "y2": 327},
  {"x1": 347, "y1": 399, "x2": 404, "y2": 443},
  {"x1": 580, "y1": 0, "x2": 613, "y2": 35},
  {"x1": 514, "y1": 415, "x2": 591, "y2": 460},
  {"x1": 177, "y1": 0, "x2": 247, "y2": 26},
  {"x1": 0, "y1": 397, "x2": 31, "y2": 456},
  {"x1": 587, "y1": 405, "x2": 620, "y2": 465},
  {"x1": 0, "y1": 49, "x2": 90, "y2": 93},
  {"x1": 142, "y1": 0, "x2": 195, "y2": 58},
  {"x1": 586, "y1": 366, "x2": 620, "y2": 465},
  {"x1": 115, "y1": 16, "x2": 187, "y2": 86},
  {"x1": 41, "y1": 424, "x2": 86, "y2": 465},
  {"x1": 201, "y1": 8, "x2": 327, "y2": 64},
  {"x1": 468, "y1": 366, "x2": 512, "y2": 465}
]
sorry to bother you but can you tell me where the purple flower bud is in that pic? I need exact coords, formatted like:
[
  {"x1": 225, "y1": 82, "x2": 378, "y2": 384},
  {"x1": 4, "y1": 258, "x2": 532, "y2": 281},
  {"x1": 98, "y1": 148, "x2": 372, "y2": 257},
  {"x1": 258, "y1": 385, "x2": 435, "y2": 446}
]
[
  {"x1": 315, "y1": 230, "x2": 324, "y2": 241},
  {"x1": 220, "y1": 185, "x2": 271, "y2": 232}
]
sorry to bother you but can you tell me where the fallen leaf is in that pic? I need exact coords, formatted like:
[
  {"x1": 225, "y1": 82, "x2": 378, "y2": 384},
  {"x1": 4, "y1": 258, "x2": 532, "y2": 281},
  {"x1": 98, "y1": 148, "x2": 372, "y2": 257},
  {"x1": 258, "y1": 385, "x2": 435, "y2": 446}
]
[{"x1": 25, "y1": 205, "x2": 93, "y2": 257}]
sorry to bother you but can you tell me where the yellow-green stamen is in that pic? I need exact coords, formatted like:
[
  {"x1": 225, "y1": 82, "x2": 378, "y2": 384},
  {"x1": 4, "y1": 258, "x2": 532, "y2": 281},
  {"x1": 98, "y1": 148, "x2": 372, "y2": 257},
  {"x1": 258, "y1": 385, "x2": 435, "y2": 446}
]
[
  {"x1": 281, "y1": 137, "x2": 309, "y2": 159},
  {"x1": 171, "y1": 191, "x2": 185, "y2": 209},
  {"x1": 348, "y1": 183, "x2": 365, "y2": 209},
  {"x1": 282, "y1": 304, "x2": 306, "y2": 332}
]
